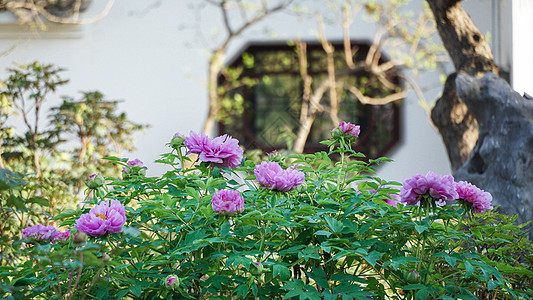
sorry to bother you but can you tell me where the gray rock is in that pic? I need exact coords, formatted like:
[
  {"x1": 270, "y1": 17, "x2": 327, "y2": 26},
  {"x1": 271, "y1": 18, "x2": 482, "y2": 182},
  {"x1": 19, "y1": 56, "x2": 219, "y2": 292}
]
[{"x1": 454, "y1": 72, "x2": 533, "y2": 237}]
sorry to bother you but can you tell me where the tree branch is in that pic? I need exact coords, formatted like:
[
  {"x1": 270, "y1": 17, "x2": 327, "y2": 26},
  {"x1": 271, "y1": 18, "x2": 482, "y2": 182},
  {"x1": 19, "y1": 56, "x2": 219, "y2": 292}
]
[{"x1": 345, "y1": 84, "x2": 407, "y2": 105}]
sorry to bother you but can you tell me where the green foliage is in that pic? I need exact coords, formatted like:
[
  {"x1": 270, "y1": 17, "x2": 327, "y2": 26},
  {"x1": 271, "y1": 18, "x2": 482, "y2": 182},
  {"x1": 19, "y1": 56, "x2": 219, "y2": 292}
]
[
  {"x1": 2, "y1": 133, "x2": 531, "y2": 299},
  {"x1": 0, "y1": 62, "x2": 147, "y2": 266}
]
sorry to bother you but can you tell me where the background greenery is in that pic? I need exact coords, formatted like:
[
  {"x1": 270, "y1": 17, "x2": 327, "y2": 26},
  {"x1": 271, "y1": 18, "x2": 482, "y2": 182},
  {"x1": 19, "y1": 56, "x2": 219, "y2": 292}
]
[{"x1": 0, "y1": 62, "x2": 147, "y2": 266}]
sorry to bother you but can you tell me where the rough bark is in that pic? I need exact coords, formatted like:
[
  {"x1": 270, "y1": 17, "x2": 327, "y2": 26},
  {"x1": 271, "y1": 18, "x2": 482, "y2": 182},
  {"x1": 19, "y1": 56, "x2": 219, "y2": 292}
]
[
  {"x1": 426, "y1": 0, "x2": 498, "y2": 170},
  {"x1": 426, "y1": 0, "x2": 498, "y2": 75},
  {"x1": 431, "y1": 73, "x2": 478, "y2": 171},
  {"x1": 453, "y1": 73, "x2": 533, "y2": 237}
]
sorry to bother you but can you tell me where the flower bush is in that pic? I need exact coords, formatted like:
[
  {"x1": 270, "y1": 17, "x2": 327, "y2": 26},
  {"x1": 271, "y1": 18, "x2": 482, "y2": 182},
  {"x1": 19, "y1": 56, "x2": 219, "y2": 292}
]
[{"x1": 1, "y1": 126, "x2": 533, "y2": 300}]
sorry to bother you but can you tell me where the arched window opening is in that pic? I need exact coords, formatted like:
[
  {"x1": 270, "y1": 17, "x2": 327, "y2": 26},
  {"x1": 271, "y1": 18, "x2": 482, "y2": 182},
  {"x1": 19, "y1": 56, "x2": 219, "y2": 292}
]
[{"x1": 218, "y1": 41, "x2": 402, "y2": 159}]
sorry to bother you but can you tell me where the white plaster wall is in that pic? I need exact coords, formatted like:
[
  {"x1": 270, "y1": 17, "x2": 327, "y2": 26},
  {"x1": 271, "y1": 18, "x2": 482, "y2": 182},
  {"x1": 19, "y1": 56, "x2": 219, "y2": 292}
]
[
  {"x1": 0, "y1": 0, "x2": 456, "y2": 181},
  {"x1": 511, "y1": 0, "x2": 533, "y2": 95}
]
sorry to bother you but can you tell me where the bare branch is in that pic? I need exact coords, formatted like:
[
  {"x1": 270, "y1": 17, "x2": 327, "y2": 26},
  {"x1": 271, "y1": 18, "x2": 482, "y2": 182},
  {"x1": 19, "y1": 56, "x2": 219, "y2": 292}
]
[
  {"x1": 220, "y1": 0, "x2": 293, "y2": 50},
  {"x1": 365, "y1": 27, "x2": 386, "y2": 67},
  {"x1": 345, "y1": 84, "x2": 406, "y2": 105},
  {"x1": 317, "y1": 14, "x2": 340, "y2": 125},
  {"x1": 341, "y1": 3, "x2": 360, "y2": 69},
  {"x1": 220, "y1": 1, "x2": 234, "y2": 36},
  {"x1": 0, "y1": 42, "x2": 18, "y2": 59},
  {"x1": 292, "y1": 78, "x2": 330, "y2": 153},
  {"x1": 295, "y1": 41, "x2": 312, "y2": 124}
]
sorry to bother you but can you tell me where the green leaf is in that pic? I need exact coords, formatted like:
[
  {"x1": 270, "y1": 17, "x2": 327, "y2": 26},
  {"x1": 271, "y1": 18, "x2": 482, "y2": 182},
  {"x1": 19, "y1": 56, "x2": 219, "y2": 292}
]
[
  {"x1": 487, "y1": 280, "x2": 498, "y2": 291},
  {"x1": 323, "y1": 215, "x2": 343, "y2": 233},
  {"x1": 402, "y1": 283, "x2": 426, "y2": 290},
  {"x1": 123, "y1": 227, "x2": 141, "y2": 237},
  {"x1": 220, "y1": 221, "x2": 231, "y2": 238},
  {"x1": 0, "y1": 168, "x2": 26, "y2": 189},
  {"x1": 130, "y1": 285, "x2": 142, "y2": 297},
  {"x1": 59, "y1": 219, "x2": 76, "y2": 226},
  {"x1": 162, "y1": 194, "x2": 178, "y2": 207},
  {"x1": 52, "y1": 209, "x2": 79, "y2": 220},
  {"x1": 416, "y1": 288, "x2": 430, "y2": 300},
  {"x1": 13, "y1": 276, "x2": 33, "y2": 286},
  {"x1": 102, "y1": 156, "x2": 122, "y2": 161},
  {"x1": 27, "y1": 196, "x2": 50, "y2": 207},
  {"x1": 306, "y1": 266, "x2": 329, "y2": 289},
  {"x1": 116, "y1": 289, "x2": 130, "y2": 299},
  {"x1": 251, "y1": 282, "x2": 258, "y2": 297},
  {"x1": 314, "y1": 230, "x2": 332, "y2": 237},
  {"x1": 364, "y1": 251, "x2": 383, "y2": 267},
  {"x1": 464, "y1": 260, "x2": 475, "y2": 278},
  {"x1": 273, "y1": 264, "x2": 291, "y2": 281},
  {"x1": 389, "y1": 256, "x2": 420, "y2": 270},
  {"x1": 234, "y1": 284, "x2": 249, "y2": 299},
  {"x1": 8, "y1": 195, "x2": 25, "y2": 210},
  {"x1": 414, "y1": 224, "x2": 429, "y2": 233},
  {"x1": 185, "y1": 186, "x2": 200, "y2": 200}
]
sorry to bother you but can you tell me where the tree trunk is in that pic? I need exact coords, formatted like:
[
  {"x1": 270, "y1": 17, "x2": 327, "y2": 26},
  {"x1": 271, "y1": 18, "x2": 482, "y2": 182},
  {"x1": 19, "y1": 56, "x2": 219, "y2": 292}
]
[
  {"x1": 202, "y1": 48, "x2": 225, "y2": 135},
  {"x1": 426, "y1": 0, "x2": 498, "y2": 170},
  {"x1": 426, "y1": 0, "x2": 498, "y2": 76}
]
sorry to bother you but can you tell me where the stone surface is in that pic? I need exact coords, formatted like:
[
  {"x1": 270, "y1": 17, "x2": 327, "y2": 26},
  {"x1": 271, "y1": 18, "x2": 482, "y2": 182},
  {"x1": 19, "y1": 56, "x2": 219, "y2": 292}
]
[{"x1": 454, "y1": 72, "x2": 533, "y2": 236}]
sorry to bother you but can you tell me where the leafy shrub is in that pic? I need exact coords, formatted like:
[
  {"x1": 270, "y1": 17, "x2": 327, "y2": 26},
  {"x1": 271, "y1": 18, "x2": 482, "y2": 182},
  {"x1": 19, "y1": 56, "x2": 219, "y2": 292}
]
[
  {"x1": 0, "y1": 62, "x2": 147, "y2": 266},
  {"x1": 1, "y1": 124, "x2": 532, "y2": 300}
]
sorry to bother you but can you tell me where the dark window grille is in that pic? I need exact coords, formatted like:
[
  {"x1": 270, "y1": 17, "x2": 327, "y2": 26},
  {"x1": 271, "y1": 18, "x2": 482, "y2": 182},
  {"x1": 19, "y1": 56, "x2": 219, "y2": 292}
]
[{"x1": 218, "y1": 41, "x2": 402, "y2": 159}]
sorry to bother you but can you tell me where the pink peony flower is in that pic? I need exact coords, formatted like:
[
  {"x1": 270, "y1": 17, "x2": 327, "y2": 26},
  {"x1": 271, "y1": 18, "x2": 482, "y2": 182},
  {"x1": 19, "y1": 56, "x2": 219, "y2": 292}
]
[
  {"x1": 184, "y1": 131, "x2": 210, "y2": 154},
  {"x1": 22, "y1": 224, "x2": 58, "y2": 241},
  {"x1": 123, "y1": 158, "x2": 144, "y2": 172},
  {"x1": 336, "y1": 121, "x2": 361, "y2": 137},
  {"x1": 127, "y1": 158, "x2": 144, "y2": 168},
  {"x1": 211, "y1": 189, "x2": 244, "y2": 215},
  {"x1": 75, "y1": 200, "x2": 127, "y2": 236},
  {"x1": 254, "y1": 161, "x2": 305, "y2": 192},
  {"x1": 184, "y1": 131, "x2": 243, "y2": 169},
  {"x1": 400, "y1": 171, "x2": 458, "y2": 206},
  {"x1": 455, "y1": 181, "x2": 493, "y2": 213},
  {"x1": 53, "y1": 230, "x2": 70, "y2": 242}
]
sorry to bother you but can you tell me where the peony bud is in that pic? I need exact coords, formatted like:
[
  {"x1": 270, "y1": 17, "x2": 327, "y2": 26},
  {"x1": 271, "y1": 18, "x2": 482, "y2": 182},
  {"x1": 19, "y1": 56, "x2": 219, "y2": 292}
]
[
  {"x1": 165, "y1": 275, "x2": 180, "y2": 290},
  {"x1": 170, "y1": 132, "x2": 185, "y2": 149},
  {"x1": 102, "y1": 253, "x2": 111, "y2": 263},
  {"x1": 250, "y1": 262, "x2": 264, "y2": 276},
  {"x1": 405, "y1": 270, "x2": 420, "y2": 283},
  {"x1": 86, "y1": 174, "x2": 105, "y2": 189},
  {"x1": 72, "y1": 231, "x2": 87, "y2": 244}
]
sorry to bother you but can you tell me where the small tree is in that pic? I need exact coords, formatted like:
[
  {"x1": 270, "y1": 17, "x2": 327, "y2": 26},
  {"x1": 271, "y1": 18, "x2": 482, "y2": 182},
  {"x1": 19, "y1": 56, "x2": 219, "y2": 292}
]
[
  {"x1": 198, "y1": 0, "x2": 445, "y2": 153},
  {"x1": 0, "y1": 62, "x2": 147, "y2": 265}
]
